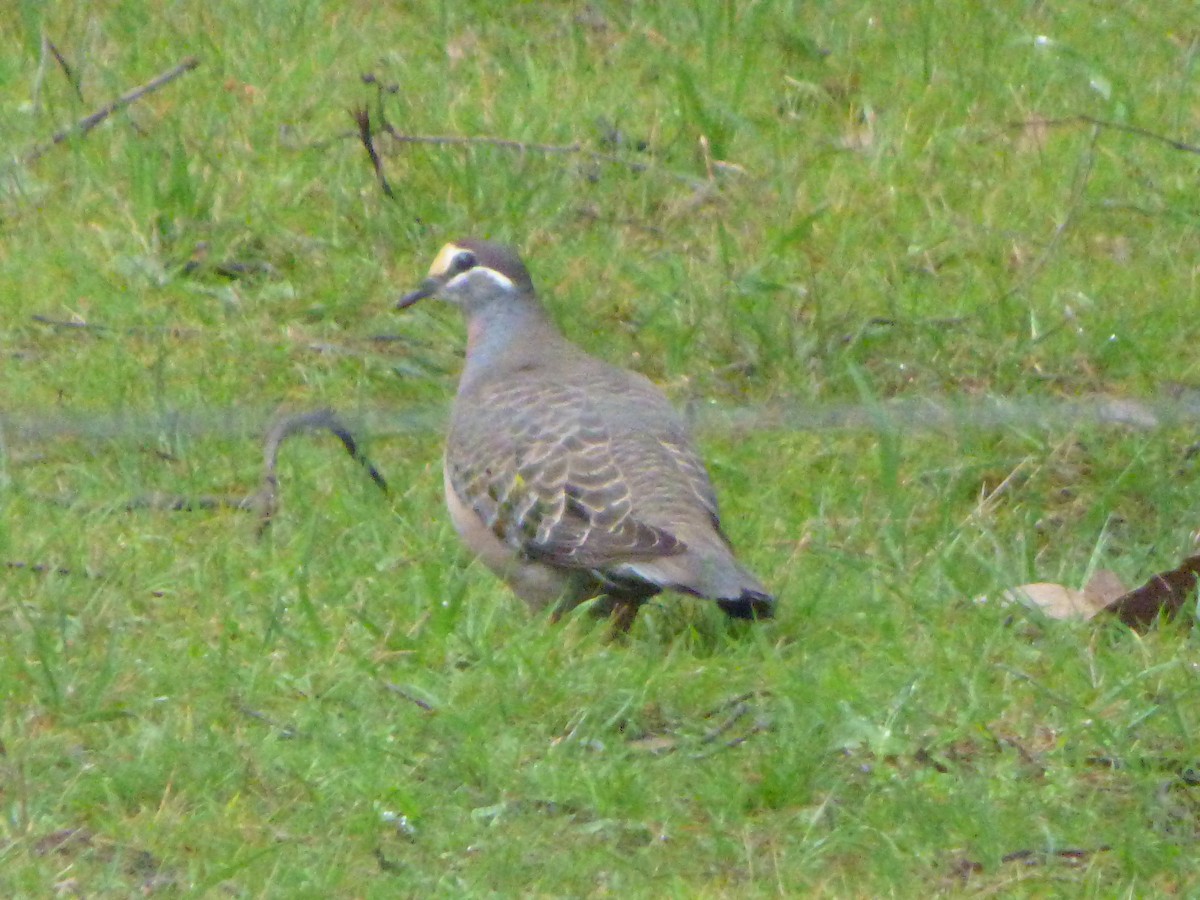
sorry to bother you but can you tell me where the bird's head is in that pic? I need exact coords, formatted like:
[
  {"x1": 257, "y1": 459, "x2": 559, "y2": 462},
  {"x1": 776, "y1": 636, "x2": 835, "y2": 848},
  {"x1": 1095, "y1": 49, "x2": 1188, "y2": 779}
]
[{"x1": 397, "y1": 239, "x2": 535, "y2": 314}]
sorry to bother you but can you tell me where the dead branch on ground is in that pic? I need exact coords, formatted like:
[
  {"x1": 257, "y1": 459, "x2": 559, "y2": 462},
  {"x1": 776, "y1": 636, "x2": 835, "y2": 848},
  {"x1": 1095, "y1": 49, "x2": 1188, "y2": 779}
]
[
  {"x1": 1005, "y1": 113, "x2": 1200, "y2": 155},
  {"x1": 352, "y1": 106, "x2": 396, "y2": 198},
  {"x1": 24, "y1": 56, "x2": 200, "y2": 163},
  {"x1": 349, "y1": 81, "x2": 708, "y2": 191},
  {"x1": 118, "y1": 408, "x2": 388, "y2": 534}
]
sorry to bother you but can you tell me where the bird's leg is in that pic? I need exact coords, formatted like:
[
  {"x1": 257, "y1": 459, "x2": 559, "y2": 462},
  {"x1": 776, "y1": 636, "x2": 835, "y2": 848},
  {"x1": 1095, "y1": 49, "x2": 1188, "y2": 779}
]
[
  {"x1": 549, "y1": 587, "x2": 598, "y2": 624},
  {"x1": 608, "y1": 598, "x2": 641, "y2": 636},
  {"x1": 550, "y1": 587, "x2": 649, "y2": 636},
  {"x1": 587, "y1": 595, "x2": 619, "y2": 619}
]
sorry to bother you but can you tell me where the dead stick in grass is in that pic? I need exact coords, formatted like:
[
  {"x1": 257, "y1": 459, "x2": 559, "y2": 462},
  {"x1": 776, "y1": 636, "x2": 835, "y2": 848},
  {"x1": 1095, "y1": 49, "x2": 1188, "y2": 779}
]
[
  {"x1": 6, "y1": 410, "x2": 387, "y2": 583},
  {"x1": 24, "y1": 56, "x2": 200, "y2": 163},
  {"x1": 119, "y1": 408, "x2": 389, "y2": 533},
  {"x1": 1000, "y1": 123, "x2": 1100, "y2": 305},
  {"x1": 29, "y1": 314, "x2": 198, "y2": 338},
  {"x1": 44, "y1": 38, "x2": 85, "y2": 101},
  {"x1": 382, "y1": 682, "x2": 437, "y2": 712},
  {"x1": 352, "y1": 106, "x2": 396, "y2": 198},
  {"x1": 374, "y1": 121, "x2": 708, "y2": 186},
  {"x1": 254, "y1": 408, "x2": 389, "y2": 533},
  {"x1": 6, "y1": 560, "x2": 76, "y2": 577},
  {"x1": 1006, "y1": 113, "x2": 1200, "y2": 155}
]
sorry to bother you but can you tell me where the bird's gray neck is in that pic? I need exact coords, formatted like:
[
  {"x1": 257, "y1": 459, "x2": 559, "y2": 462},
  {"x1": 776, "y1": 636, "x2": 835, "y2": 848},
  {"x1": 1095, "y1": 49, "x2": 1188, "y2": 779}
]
[{"x1": 458, "y1": 297, "x2": 564, "y2": 392}]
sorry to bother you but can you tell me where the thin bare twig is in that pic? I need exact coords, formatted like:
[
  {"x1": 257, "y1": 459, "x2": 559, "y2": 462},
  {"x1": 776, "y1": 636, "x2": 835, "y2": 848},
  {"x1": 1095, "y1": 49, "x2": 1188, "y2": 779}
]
[
  {"x1": 234, "y1": 701, "x2": 301, "y2": 739},
  {"x1": 376, "y1": 121, "x2": 707, "y2": 186},
  {"x1": 1001, "y1": 846, "x2": 1112, "y2": 867},
  {"x1": 257, "y1": 408, "x2": 389, "y2": 529},
  {"x1": 381, "y1": 127, "x2": 591, "y2": 156},
  {"x1": 704, "y1": 691, "x2": 758, "y2": 715},
  {"x1": 109, "y1": 409, "x2": 388, "y2": 532},
  {"x1": 360, "y1": 71, "x2": 399, "y2": 129},
  {"x1": 31, "y1": 314, "x2": 199, "y2": 340},
  {"x1": 24, "y1": 56, "x2": 200, "y2": 163},
  {"x1": 122, "y1": 492, "x2": 260, "y2": 513},
  {"x1": 698, "y1": 702, "x2": 750, "y2": 744},
  {"x1": 9, "y1": 410, "x2": 388, "y2": 589},
  {"x1": 382, "y1": 682, "x2": 437, "y2": 712},
  {"x1": 842, "y1": 315, "x2": 973, "y2": 345},
  {"x1": 690, "y1": 717, "x2": 771, "y2": 758},
  {"x1": 44, "y1": 39, "x2": 84, "y2": 101},
  {"x1": 352, "y1": 106, "x2": 396, "y2": 198},
  {"x1": 31, "y1": 314, "x2": 108, "y2": 332},
  {"x1": 1006, "y1": 114, "x2": 1200, "y2": 155},
  {"x1": 5, "y1": 560, "x2": 76, "y2": 577},
  {"x1": 1001, "y1": 122, "x2": 1100, "y2": 304}
]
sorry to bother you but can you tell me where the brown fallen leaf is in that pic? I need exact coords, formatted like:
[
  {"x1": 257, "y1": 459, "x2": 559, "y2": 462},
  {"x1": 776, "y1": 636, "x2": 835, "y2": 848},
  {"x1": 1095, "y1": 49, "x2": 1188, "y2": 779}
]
[
  {"x1": 1103, "y1": 554, "x2": 1200, "y2": 630},
  {"x1": 1081, "y1": 568, "x2": 1129, "y2": 608},
  {"x1": 1002, "y1": 582, "x2": 1096, "y2": 620},
  {"x1": 992, "y1": 556, "x2": 1200, "y2": 632},
  {"x1": 998, "y1": 569, "x2": 1127, "y2": 621}
]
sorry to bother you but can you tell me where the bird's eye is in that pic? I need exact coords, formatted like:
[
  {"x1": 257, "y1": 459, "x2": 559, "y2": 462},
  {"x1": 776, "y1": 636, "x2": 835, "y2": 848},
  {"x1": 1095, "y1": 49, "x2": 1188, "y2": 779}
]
[{"x1": 451, "y1": 251, "x2": 477, "y2": 274}]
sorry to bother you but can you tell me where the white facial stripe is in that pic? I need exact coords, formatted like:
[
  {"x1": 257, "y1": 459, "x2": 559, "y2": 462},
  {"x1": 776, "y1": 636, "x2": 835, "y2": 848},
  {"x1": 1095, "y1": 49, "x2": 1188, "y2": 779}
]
[
  {"x1": 445, "y1": 267, "x2": 515, "y2": 292},
  {"x1": 428, "y1": 243, "x2": 465, "y2": 278}
]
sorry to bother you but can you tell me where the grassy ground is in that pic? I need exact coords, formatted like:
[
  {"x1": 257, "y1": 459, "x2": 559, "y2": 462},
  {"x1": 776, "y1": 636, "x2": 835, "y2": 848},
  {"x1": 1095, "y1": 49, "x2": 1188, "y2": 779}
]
[{"x1": 2, "y1": 0, "x2": 1200, "y2": 895}]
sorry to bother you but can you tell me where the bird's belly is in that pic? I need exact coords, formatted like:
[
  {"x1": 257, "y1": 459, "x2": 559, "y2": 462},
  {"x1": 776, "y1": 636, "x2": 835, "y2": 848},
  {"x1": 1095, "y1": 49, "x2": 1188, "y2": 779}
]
[{"x1": 442, "y1": 464, "x2": 588, "y2": 610}]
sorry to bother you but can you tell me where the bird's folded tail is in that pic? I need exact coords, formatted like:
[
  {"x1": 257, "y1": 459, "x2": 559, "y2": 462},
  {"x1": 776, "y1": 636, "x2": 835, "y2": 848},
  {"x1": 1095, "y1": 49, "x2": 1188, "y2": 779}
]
[
  {"x1": 716, "y1": 589, "x2": 776, "y2": 620},
  {"x1": 610, "y1": 552, "x2": 775, "y2": 620}
]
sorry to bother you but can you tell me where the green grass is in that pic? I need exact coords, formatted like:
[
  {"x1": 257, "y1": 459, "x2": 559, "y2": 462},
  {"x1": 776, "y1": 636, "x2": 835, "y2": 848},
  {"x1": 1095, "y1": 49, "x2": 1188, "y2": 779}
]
[{"x1": 2, "y1": 0, "x2": 1200, "y2": 895}]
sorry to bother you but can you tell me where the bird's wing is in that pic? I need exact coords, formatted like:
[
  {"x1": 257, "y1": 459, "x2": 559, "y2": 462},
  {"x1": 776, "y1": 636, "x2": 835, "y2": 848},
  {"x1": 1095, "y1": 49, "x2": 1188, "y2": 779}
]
[
  {"x1": 651, "y1": 423, "x2": 724, "y2": 535},
  {"x1": 593, "y1": 372, "x2": 725, "y2": 537},
  {"x1": 446, "y1": 378, "x2": 689, "y2": 570}
]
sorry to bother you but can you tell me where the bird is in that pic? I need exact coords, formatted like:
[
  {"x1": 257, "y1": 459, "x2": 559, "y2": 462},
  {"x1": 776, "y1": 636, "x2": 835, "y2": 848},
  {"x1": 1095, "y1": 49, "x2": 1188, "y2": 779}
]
[{"x1": 397, "y1": 239, "x2": 774, "y2": 632}]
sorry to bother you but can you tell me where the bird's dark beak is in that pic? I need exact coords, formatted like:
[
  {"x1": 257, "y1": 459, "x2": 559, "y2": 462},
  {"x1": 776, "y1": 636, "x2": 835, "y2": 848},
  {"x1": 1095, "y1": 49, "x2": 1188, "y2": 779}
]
[{"x1": 396, "y1": 277, "x2": 441, "y2": 309}]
